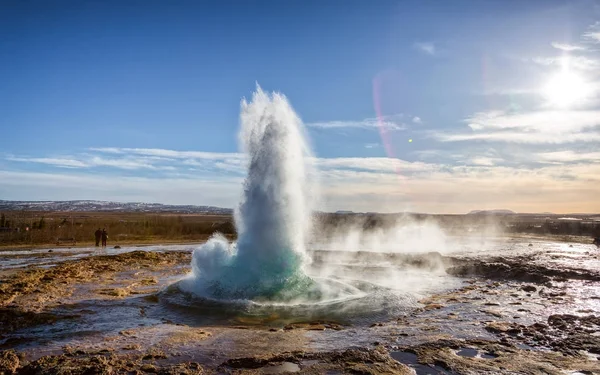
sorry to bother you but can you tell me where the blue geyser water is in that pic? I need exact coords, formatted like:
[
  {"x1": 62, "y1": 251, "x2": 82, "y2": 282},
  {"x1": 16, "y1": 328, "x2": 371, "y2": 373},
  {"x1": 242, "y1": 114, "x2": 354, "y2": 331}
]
[{"x1": 180, "y1": 86, "x2": 322, "y2": 301}]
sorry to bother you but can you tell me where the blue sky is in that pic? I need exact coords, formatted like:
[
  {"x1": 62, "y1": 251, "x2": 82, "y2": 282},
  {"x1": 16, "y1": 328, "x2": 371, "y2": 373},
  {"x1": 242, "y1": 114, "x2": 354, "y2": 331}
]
[{"x1": 1, "y1": 0, "x2": 600, "y2": 213}]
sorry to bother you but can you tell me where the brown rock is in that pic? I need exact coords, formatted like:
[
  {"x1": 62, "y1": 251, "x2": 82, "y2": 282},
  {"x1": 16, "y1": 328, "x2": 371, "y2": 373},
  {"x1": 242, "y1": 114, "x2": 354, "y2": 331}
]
[{"x1": 0, "y1": 350, "x2": 19, "y2": 375}]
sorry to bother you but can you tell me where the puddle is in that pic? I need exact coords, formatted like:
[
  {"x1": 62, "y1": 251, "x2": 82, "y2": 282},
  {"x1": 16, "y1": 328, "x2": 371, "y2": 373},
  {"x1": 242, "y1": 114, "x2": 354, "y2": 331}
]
[
  {"x1": 481, "y1": 351, "x2": 498, "y2": 359},
  {"x1": 300, "y1": 359, "x2": 320, "y2": 367},
  {"x1": 261, "y1": 362, "x2": 300, "y2": 374},
  {"x1": 390, "y1": 351, "x2": 418, "y2": 364},
  {"x1": 456, "y1": 347, "x2": 497, "y2": 359},
  {"x1": 391, "y1": 351, "x2": 455, "y2": 374},
  {"x1": 456, "y1": 347, "x2": 478, "y2": 358}
]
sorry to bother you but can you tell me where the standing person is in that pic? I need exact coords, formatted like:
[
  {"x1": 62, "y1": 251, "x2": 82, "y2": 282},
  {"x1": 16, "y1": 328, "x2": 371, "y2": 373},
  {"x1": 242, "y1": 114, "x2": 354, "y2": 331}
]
[
  {"x1": 101, "y1": 228, "x2": 108, "y2": 247},
  {"x1": 94, "y1": 228, "x2": 102, "y2": 247}
]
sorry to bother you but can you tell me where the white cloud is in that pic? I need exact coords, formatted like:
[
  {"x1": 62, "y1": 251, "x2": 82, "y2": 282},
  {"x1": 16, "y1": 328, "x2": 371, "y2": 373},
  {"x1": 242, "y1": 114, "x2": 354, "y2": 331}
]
[
  {"x1": 7, "y1": 155, "x2": 177, "y2": 171},
  {"x1": 465, "y1": 110, "x2": 600, "y2": 132},
  {"x1": 412, "y1": 116, "x2": 422, "y2": 124},
  {"x1": 6, "y1": 147, "x2": 250, "y2": 174},
  {"x1": 414, "y1": 42, "x2": 436, "y2": 55},
  {"x1": 315, "y1": 161, "x2": 600, "y2": 213},
  {"x1": 469, "y1": 157, "x2": 501, "y2": 166},
  {"x1": 435, "y1": 130, "x2": 600, "y2": 144},
  {"x1": 315, "y1": 157, "x2": 442, "y2": 179},
  {"x1": 88, "y1": 156, "x2": 175, "y2": 170},
  {"x1": 5, "y1": 157, "x2": 87, "y2": 168},
  {"x1": 90, "y1": 147, "x2": 244, "y2": 161},
  {"x1": 433, "y1": 109, "x2": 600, "y2": 144},
  {"x1": 3, "y1": 153, "x2": 600, "y2": 213},
  {"x1": 583, "y1": 22, "x2": 600, "y2": 43},
  {"x1": 306, "y1": 115, "x2": 405, "y2": 131},
  {"x1": 529, "y1": 55, "x2": 600, "y2": 71},
  {"x1": 0, "y1": 170, "x2": 242, "y2": 208},
  {"x1": 551, "y1": 42, "x2": 586, "y2": 51},
  {"x1": 364, "y1": 143, "x2": 380, "y2": 149},
  {"x1": 535, "y1": 150, "x2": 600, "y2": 163}
]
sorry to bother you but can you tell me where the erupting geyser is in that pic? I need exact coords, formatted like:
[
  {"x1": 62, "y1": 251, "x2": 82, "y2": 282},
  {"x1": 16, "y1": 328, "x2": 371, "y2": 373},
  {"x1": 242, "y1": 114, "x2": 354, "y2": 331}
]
[{"x1": 180, "y1": 86, "x2": 318, "y2": 301}]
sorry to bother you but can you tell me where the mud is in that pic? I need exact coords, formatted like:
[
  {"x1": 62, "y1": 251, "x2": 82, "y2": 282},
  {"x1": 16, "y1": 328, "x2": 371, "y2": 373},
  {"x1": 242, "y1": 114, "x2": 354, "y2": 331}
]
[
  {"x1": 1, "y1": 239, "x2": 599, "y2": 374},
  {"x1": 394, "y1": 338, "x2": 599, "y2": 375},
  {"x1": 485, "y1": 314, "x2": 600, "y2": 356},
  {"x1": 446, "y1": 254, "x2": 600, "y2": 284},
  {"x1": 0, "y1": 251, "x2": 187, "y2": 307}
]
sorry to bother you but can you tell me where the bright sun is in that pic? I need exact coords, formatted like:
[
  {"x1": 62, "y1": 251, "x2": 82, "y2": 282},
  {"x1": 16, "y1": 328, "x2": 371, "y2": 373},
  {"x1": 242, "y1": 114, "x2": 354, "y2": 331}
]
[{"x1": 542, "y1": 65, "x2": 591, "y2": 108}]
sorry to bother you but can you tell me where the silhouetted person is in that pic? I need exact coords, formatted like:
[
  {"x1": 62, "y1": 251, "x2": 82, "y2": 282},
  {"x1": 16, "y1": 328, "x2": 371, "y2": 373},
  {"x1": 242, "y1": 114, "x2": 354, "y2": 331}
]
[
  {"x1": 94, "y1": 228, "x2": 102, "y2": 247},
  {"x1": 101, "y1": 228, "x2": 108, "y2": 247}
]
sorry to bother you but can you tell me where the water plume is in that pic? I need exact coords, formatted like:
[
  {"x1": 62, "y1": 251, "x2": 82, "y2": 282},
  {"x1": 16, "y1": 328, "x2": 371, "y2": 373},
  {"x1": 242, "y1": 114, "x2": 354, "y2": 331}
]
[{"x1": 181, "y1": 86, "x2": 315, "y2": 300}]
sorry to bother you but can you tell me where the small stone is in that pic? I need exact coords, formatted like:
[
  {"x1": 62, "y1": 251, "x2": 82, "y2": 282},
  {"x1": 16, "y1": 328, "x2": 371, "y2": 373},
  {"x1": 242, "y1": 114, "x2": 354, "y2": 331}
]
[
  {"x1": 521, "y1": 285, "x2": 537, "y2": 293},
  {"x1": 486, "y1": 321, "x2": 513, "y2": 333},
  {"x1": 140, "y1": 364, "x2": 157, "y2": 373}
]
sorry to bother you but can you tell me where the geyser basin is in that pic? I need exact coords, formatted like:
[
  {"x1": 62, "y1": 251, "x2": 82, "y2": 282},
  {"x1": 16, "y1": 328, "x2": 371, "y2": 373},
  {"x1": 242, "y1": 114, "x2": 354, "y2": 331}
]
[
  {"x1": 165, "y1": 248, "x2": 461, "y2": 326},
  {"x1": 164, "y1": 259, "x2": 460, "y2": 326},
  {"x1": 168, "y1": 86, "x2": 459, "y2": 323}
]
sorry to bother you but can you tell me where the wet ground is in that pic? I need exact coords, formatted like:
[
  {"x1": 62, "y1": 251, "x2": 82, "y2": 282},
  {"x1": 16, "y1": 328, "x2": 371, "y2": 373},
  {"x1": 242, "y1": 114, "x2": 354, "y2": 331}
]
[{"x1": 0, "y1": 237, "x2": 599, "y2": 374}]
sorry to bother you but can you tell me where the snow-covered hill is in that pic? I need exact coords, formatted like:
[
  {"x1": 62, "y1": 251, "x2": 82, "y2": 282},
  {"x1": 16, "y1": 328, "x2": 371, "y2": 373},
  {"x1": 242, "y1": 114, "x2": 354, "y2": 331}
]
[{"x1": 0, "y1": 200, "x2": 233, "y2": 214}]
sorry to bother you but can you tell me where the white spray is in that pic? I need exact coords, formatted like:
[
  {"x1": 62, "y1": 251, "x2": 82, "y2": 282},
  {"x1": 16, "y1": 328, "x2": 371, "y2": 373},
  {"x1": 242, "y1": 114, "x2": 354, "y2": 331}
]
[{"x1": 182, "y1": 86, "x2": 315, "y2": 300}]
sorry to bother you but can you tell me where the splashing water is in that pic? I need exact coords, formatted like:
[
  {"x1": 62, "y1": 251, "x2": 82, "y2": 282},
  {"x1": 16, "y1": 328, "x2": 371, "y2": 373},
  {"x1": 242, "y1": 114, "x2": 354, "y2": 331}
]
[{"x1": 180, "y1": 86, "x2": 322, "y2": 301}]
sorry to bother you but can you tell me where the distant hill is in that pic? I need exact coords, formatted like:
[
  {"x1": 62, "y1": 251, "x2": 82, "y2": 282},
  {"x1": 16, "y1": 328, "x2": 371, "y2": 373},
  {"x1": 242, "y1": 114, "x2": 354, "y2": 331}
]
[
  {"x1": 467, "y1": 209, "x2": 516, "y2": 215},
  {"x1": 0, "y1": 200, "x2": 233, "y2": 214}
]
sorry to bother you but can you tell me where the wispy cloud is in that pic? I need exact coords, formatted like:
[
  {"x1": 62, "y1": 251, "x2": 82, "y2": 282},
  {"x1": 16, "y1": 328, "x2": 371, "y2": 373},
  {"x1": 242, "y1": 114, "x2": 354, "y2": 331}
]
[
  {"x1": 6, "y1": 148, "x2": 244, "y2": 173},
  {"x1": 414, "y1": 42, "x2": 436, "y2": 55},
  {"x1": 551, "y1": 42, "x2": 586, "y2": 51},
  {"x1": 468, "y1": 157, "x2": 502, "y2": 166},
  {"x1": 583, "y1": 21, "x2": 600, "y2": 43},
  {"x1": 0, "y1": 170, "x2": 243, "y2": 208},
  {"x1": 6, "y1": 157, "x2": 88, "y2": 168},
  {"x1": 90, "y1": 147, "x2": 244, "y2": 161},
  {"x1": 528, "y1": 55, "x2": 600, "y2": 71},
  {"x1": 306, "y1": 115, "x2": 406, "y2": 131},
  {"x1": 412, "y1": 116, "x2": 422, "y2": 124},
  {"x1": 89, "y1": 156, "x2": 176, "y2": 170},
  {"x1": 435, "y1": 131, "x2": 600, "y2": 144},
  {"x1": 3, "y1": 151, "x2": 600, "y2": 213},
  {"x1": 364, "y1": 143, "x2": 380, "y2": 149},
  {"x1": 432, "y1": 110, "x2": 600, "y2": 144},
  {"x1": 315, "y1": 157, "x2": 438, "y2": 175},
  {"x1": 535, "y1": 150, "x2": 600, "y2": 163},
  {"x1": 464, "y1": 110, "x2": 600, "y2": 132}
]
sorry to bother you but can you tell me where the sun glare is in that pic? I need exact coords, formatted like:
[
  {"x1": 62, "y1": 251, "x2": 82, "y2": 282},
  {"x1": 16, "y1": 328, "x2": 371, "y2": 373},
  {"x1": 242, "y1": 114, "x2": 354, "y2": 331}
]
[{"x1": 542, "y1": 65, "x2": 592, "y2": 108}]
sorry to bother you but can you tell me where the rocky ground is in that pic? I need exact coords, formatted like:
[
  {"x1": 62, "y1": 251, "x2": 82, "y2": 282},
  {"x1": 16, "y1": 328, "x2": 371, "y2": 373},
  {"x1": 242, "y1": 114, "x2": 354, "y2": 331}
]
[{"x1": 0, "y1": 241, "x2": 599, "y2": 374}]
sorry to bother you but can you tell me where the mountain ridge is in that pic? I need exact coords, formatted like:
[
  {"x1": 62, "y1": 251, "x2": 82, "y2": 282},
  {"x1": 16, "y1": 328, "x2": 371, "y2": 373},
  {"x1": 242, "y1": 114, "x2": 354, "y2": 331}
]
[{"x1": 0, "y1": 200, "x2": 233, "y2": 214}]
